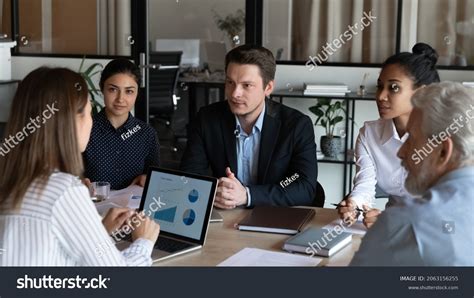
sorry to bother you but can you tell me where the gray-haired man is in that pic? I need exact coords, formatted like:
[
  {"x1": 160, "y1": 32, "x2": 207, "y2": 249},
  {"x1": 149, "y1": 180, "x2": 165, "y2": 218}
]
[{"x1": 351, "y1": 81, "x2": 474, "y2": 266}]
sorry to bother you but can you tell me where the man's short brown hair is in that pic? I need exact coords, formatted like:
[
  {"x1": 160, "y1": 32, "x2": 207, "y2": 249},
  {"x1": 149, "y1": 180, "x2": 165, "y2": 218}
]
[{"x1": 225, "y1": 44, "x2": 276, "y2": 88}]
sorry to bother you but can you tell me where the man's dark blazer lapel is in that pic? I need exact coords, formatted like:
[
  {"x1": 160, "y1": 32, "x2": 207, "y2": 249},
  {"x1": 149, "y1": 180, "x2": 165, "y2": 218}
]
[
  {"x1": 257, "y1": 99, "x2": 281, "y2": 184},
  {"x1": 220, "y1": 104, "x2": 238, "y2": 174}
]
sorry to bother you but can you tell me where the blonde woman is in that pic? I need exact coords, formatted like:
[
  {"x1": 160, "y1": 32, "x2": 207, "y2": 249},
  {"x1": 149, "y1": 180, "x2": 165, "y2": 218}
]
[{"x1": 0, "y1": 67, "x2": 159, "y2": 266}]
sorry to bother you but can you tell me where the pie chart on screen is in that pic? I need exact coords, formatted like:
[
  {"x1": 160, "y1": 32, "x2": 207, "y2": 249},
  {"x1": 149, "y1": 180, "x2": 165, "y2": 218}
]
[
  {"x1": 182, "y1": 209, "x2": 196, "y2": 226},
  {"x1": 188, "y1": 189, "x2": 199, "y2": 203}
]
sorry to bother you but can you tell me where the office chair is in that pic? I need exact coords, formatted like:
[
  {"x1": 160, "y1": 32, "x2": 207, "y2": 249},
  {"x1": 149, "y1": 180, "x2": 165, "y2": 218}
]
[
  {"x1": 312, "y1": 181, "x2": 326, "y2": 207},
  {"x1": 148, "y1": 51, "x2": 182, "y2": 152}
]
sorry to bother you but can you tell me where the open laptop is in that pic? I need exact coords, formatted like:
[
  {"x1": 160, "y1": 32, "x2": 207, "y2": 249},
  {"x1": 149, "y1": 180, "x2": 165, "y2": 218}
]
[{"x1": 117, "y1": 167, "x2": 217, "y2": 262}]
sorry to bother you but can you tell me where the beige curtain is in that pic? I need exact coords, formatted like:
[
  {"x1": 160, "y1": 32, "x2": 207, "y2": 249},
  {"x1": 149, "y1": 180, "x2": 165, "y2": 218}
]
[
  {"x1": 417, "y1": 0, "x2": 473, "y2": 66},
  {"x1": 0, "y1": 0, "x2": 4, "y2": 30},
  {"x1": 1, "y1": 0, "x2": 12, "y2": 39},
  {"x1": 292, "y1": 0, "x2": 397, "y2": 63},
  {"x1": 98, "y1": 0, "x2": 131, "y2": 56}
]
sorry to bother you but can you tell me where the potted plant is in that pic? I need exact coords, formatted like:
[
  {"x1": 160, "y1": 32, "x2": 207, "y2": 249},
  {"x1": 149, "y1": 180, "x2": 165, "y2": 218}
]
[
  {"x1": 212, "y1": 9, "x2": 245, "y2": 47},
  {"x1": 78, "y1": 56, "x2": 104, "y2": 115},
  {"x1": 309, "y1": 98, "x2": 346, "y2": 157}
]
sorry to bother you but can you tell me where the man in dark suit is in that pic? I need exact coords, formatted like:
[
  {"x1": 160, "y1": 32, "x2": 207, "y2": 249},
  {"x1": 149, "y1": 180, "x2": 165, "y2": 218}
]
[{"x1": 181, "y1": 44, "x2": 318, "y2": 208}]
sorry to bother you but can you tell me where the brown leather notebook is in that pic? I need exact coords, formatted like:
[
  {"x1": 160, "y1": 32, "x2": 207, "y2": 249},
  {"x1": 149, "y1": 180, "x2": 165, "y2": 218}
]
[{"x1": 237, "y1": 206, "x2": 316, "y2": 235}]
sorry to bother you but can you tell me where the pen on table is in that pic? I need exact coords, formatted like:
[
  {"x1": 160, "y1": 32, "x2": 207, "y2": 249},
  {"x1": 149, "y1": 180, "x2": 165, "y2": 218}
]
[{"x1": 331, "y1": 203, "x2": 366, "y2": 213}]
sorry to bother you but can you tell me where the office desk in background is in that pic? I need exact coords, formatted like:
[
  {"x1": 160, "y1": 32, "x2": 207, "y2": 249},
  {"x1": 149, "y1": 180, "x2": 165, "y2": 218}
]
[{"x1": 179, "y1": 73, "x2": 225, "y2": 123}]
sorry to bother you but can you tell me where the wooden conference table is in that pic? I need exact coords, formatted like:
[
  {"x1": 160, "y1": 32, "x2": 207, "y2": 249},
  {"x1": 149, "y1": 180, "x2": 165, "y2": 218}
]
[
  {"x1": 158, "y1": 207, "x2": 362, "y2": 267},
  {"x1": 101, "y1": 186, "x2": 363, "y2": 267}
]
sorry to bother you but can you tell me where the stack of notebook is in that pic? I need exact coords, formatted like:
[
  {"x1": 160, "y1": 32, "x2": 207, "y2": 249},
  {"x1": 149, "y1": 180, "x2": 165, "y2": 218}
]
[
  {"x1": 303, "y1": 83, "x2": 350, "y2": 96},
  {"x1": 283, "y1": 227, "x2": 352, "y2": 257}
]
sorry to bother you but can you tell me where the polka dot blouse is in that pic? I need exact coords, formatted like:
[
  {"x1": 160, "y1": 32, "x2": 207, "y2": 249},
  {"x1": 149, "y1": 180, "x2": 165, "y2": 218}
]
[{"x1": 83, "y1": 110, "x2": 160, "y2": 190}]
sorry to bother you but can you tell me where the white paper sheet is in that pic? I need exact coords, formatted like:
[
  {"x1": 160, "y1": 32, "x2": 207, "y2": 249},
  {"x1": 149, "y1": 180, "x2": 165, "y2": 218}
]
[
  {"x1": 218, "y1": 248, "x2": 322, "y2": 267},
  {"x1": 109, "y1": 185, "x2": 144, "y2": 201},
  {"x1": 323, "y1": 219, "x2": 367, "y2": 236},
  {"x1": 94, "y1": 185, "x2": 144, "y2": 214}
]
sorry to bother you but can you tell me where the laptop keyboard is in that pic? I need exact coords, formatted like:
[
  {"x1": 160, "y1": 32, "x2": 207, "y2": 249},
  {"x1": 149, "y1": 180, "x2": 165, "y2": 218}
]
[
  {"x1": 113, "y1": 232, "x2": 194, "y2": 253},
  {"x1": 154, "y1": 237, "x2": 194, "y2": 253}
]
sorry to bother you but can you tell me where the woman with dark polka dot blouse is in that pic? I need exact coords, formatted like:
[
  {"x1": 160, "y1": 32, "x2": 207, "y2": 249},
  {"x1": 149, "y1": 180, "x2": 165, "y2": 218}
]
[{"x1": 83, "y1": 59, "x2": 160, "y2": 190}]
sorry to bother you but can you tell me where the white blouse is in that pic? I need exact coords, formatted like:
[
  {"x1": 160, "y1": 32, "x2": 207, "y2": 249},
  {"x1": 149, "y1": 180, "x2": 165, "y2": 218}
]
[
  {"x1": 0, "y1": 172, "x2": 153, "y2": 266},
  {"x1": 350, "y1": 119, "x2": 413, "y2": 208}
]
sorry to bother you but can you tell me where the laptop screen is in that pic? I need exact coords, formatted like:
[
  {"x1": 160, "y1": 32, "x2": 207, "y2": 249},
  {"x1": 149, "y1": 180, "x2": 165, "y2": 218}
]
[{"x1": 140, "y1": 167, "x2": 217, "y2": 243}]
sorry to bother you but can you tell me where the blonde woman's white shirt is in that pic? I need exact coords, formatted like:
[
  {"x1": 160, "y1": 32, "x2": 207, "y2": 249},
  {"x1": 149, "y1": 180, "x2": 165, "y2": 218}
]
[
  {"x1": 0, "y1": 172, "x2": 154, "y2": 266},
  {"x1": 350, "y1": 119, "x2": 413, "y2": 208}
]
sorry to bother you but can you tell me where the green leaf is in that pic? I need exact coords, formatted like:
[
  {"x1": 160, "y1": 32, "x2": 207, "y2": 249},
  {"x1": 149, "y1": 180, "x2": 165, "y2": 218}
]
[
  {"x1": 82, "y1": 75, "x2": 97, "y2": 91},
  {"x1": 325, "y1": 107, "x2": 331, "y2": 117},
  {"x1": 330, "y1": 116, "x2": 344, "y2": 125},
  {"x1": 84, "y1": 63, "x2": 103, "y2": 76},
  {"x1": 89, "y1": 70, "x2": 102, "y2": 77},
  {"x1": 314, "y1": 115, "x2": 324, "y2": 126},
  {"x1": 317, "y1": 98, "x2": 331, "y2": 106},
  {"x1": 78, "y1": 55, "x2": 86, "y2": 72},
  {"x1": 321, "y1": 119, "x2": 327, "y2": 127},
  {"x1": 78, "y1": 57, "x2": 104, "y2": 114},
  {"x1": 309, "y1": 106, "x2": 324, "y2": 117}
]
